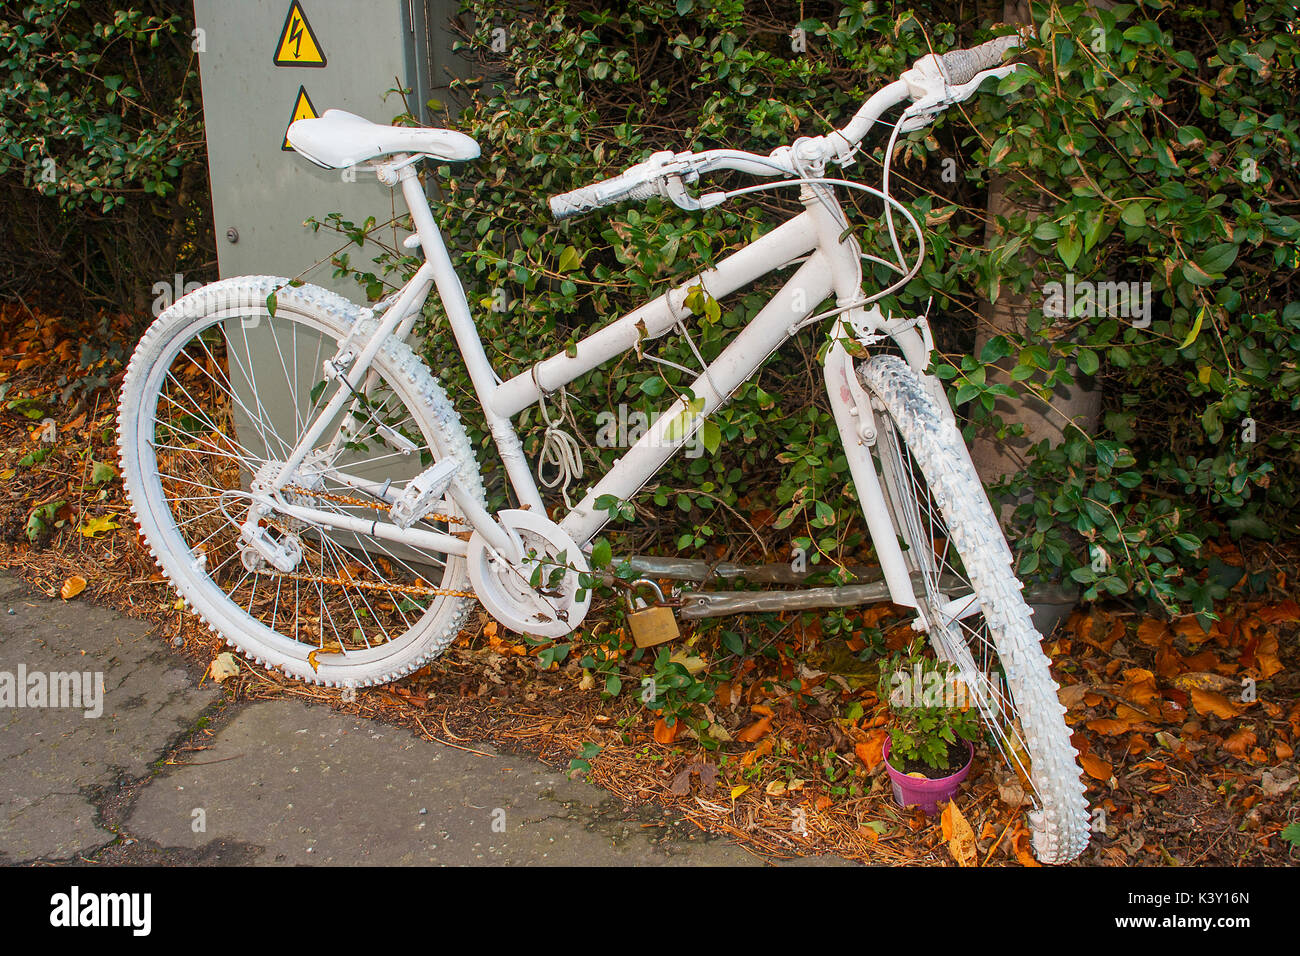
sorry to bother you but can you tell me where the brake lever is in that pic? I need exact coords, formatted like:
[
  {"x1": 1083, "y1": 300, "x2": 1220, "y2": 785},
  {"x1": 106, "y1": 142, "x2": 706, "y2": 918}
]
[
  {"x1": 897, "y1": 63, "x2": 1022, "y2": 133},
  {"x1": 663, "y1": 173, "x2": 725, "y2": 212}
]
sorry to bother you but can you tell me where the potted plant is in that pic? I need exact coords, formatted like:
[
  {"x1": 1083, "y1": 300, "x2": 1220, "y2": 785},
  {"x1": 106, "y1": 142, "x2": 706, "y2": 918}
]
[{"x1": 879, "y1": 647, "x2": 982, "y2": 814}]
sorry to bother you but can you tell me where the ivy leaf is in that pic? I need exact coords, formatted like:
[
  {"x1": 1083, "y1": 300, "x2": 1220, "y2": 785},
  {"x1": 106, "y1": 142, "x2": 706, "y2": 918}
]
[
  {"x1": 1181, "y1": 261, "x2": 1216, "y2": 287},
  {"x1": 557, "y1": 245, "x2": 583, "y2": 273},
  {"x1": 1281, "y1": 822, "x2": 1300, "y2": 850},
  {"x1": 664, "y1": 397, "x2": 705, "y2": 441},
  {"x1": 1076, "y1": 348, "x2": 1100, "y2": 376},
  {"x1": 1180, "y1": 307, "x2": 1207, "y2": 349},
  {"x1": 1058, "y1": 231, "x2": 1082, "y2": 269},
  {"x1": 1196, "y1": 242, "x2": 1238, "y2": 276},
  {"x1": 979, "y1": 335, "x2": 1013, "y2": 364},
  {"x1": 639, "y1": 376, "x2": 666, "y2": 397},
  {"x1": 699, "y1": 420, "x2": 721, "y2": 455},
  {"x1": 1120, "y1": 202, "x2": 1147, "y2": 228}
]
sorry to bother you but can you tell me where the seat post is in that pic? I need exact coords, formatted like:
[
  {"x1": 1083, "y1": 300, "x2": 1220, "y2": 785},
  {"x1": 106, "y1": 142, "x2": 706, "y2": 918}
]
[{"x1": 396, "y1": 161, "x2": 438, "y2": 250}]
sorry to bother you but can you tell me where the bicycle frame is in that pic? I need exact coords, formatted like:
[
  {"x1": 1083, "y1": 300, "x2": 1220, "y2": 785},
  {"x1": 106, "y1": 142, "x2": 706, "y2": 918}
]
[{"x1": 270, "y1": 154, "x2": 950, "y2": 612}]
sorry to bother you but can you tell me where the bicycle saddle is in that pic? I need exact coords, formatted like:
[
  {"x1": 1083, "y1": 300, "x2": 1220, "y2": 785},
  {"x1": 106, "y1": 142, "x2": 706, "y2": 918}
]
[{"x1": 287, "y1": 109, "x2": 480, "y2": 169}]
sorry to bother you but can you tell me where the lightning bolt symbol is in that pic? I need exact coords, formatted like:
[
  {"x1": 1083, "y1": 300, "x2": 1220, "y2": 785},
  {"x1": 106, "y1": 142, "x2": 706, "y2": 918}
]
[{"x1": 289, "y1": 15, "x2": 304, "y2": 58}]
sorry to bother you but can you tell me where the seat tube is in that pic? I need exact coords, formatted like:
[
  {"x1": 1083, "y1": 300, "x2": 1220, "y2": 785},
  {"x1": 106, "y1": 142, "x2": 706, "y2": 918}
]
[{"x1": 398, "y1": 167, "x2": 545, "y2": 513}]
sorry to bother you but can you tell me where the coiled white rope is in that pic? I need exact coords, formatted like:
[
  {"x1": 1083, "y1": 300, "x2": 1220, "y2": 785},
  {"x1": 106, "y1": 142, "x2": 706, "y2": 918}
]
[{"x1": 536, "y1": 383, "x2": 583, "y2": 509}]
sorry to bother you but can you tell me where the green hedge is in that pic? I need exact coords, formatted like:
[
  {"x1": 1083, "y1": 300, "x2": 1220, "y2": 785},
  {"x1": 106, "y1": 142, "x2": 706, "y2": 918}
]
[{"x1": 0, "y1": 1, "x2": 211, "y2": 314}]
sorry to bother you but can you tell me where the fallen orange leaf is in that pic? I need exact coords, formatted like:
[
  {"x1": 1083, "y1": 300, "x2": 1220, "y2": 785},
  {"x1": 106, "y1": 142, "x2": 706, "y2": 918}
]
[
  {"x1": 1136, "y1": 619, "x2": 1170, "y2": 647},
  {"x1": 1121, "y1": 668, "x2": 1160, "y2": 707},
  {"x1": 1223, "y1": 728, "x2": 1256, "y2": 757},
  {"x1": 1255, "y1": 632, "x2": 1283, "y2": 679},
  {"x1": 1081, "y1": 753, "x2": 1113, "y2": 781},
  {"x1": 941, "y1": 801, "x2": 978, "y2": 867},
  {"x1": 854, "y1": 729, "x2": 888, "y2": 771},
  {"x1": 1011, "y1": 823, "x2": 1042, "y2": 868},
  {"x1": 859, "y1": 605, "x2": 899, "y2": 628},
  {"x1": 1189, "y1": 687, "x2": 1242, "y2": 719},
  {"x1": 653, "y1": 717, "x2": 679, "y2": 744},
  {"x1": 1087, "y1": 718, "x2": 1139, "y2": 736},
  {"x1": 1169, "y1": 671, "x2": 1237, "y2": 694},
  {"x1": 1154, "y1": 644, "x2": 1185, "y2": 678},
  {"x1": 60, "y1": 576, "x2": 86, "y2": 600},
  {"x1": 736, "y1": 715, "x2": 773, "y2": 743},
  {"x1": 1173, "y1": 616, "x2": 1213, "y2": 643},
  {"x1": 715, "y1": 681, "x2": 732, "y2": 708},
  {"x1": 1257, "y1": 600, "x2": 1300, "y2": 624}
]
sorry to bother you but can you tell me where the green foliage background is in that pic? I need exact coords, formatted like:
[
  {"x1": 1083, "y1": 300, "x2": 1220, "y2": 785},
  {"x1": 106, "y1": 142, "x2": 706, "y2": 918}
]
[
  {"x1": 3, "y1": 0, "x2": 1298, "y2": 626},
  {"x1": 0, "y1": 1, "x2": 212, "y2": 315},
  {"x1": 329, "y1": 0, "x2": 1299, "y2": 621}
]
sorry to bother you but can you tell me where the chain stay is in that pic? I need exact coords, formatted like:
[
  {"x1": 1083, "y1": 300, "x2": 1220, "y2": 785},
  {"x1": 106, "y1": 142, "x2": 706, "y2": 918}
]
[{"x1": 250, "y1": 484, "x2": 474, "y2": 599}]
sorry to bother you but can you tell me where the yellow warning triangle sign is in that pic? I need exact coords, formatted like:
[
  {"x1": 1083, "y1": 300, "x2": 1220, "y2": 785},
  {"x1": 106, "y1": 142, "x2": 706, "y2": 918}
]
[
  {"x1": 282, "y1": 86, "x2": 319, "y2": 150},
  {"x1": 273, "y1": 1, "x2": 326, "y2": 67}
]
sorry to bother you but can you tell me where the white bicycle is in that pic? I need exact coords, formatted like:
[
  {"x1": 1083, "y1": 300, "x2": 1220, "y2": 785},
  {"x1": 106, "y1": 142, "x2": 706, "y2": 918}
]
[{"x1": 117, "y1": 34, "x2": 1089, "y2": 862}]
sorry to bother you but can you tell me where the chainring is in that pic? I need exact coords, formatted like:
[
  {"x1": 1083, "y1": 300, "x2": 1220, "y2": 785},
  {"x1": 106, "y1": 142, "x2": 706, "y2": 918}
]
[{"x1": 466, "y1": 509, "x2": 591, "y2": 639}]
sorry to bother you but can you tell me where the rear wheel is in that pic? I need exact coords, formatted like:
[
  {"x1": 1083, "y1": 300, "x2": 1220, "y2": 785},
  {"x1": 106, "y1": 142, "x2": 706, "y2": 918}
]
[
  {"x1": 859, "y1": 354, "x2": 1090, "y2": 864},
  {"x1": 117, "y1": 276, "x2": 485, "y2": 687}
]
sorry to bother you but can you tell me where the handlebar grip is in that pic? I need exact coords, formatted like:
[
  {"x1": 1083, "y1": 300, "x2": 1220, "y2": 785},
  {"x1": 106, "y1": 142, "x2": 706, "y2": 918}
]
[
  {"x1": 938, "y1": 33, "x2": 1022, "y2": 86},
  {"x1": 549, "y1": 169, "x2": 663, "y2": 221}
]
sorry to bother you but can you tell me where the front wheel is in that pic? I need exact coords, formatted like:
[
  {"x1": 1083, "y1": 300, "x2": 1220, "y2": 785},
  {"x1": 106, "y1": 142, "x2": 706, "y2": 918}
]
[{"x1": 858, "y1": 354, "x2": 1090, "y2": 864}]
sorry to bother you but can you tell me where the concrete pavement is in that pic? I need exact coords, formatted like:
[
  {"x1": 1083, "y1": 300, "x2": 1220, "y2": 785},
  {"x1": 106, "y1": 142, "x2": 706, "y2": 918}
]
[{"x1": 0, "y1": 572, "x2": 793, "y2": 866}]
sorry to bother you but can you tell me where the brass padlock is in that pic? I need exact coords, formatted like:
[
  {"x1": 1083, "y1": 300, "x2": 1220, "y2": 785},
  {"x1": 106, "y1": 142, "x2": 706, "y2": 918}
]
[{"x1": 626, "y1": 580, "x2": 680, "y2": 648}]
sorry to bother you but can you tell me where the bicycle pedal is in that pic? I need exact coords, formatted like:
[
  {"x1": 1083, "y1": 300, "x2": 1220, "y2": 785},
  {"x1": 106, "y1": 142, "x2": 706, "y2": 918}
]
[{"x1": 389, "y1": 458, "x2": 460, "y2": 529}]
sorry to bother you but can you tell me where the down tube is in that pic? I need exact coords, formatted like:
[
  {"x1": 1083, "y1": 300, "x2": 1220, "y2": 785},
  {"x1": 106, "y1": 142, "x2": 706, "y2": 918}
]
[{"x1": 560, "y1": 254, "x2": 833, "y2": 546}]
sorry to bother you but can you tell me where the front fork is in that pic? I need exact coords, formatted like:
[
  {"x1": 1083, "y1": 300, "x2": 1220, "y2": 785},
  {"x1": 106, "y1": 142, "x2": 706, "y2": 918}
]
[
  {"x1": 824, "y1": 324, "x2": 919, "y2": 612},
  {"x1": 829, "y1": 305, "x2": 990, "y2": 638}
]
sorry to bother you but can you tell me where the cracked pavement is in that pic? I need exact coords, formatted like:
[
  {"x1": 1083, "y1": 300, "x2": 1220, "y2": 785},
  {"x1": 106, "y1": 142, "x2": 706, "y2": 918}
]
[{"x1": 0, "y1": 572, "x2": 840, "y2": 866}]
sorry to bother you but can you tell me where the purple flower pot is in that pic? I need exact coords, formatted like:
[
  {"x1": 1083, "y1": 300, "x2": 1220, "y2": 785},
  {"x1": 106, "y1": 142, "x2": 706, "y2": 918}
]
[{"x1": 883, "y1": 738, "x2": 974, "y2": 815}]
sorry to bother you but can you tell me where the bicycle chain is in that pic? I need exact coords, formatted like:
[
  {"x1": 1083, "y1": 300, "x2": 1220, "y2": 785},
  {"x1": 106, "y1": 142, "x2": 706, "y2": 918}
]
[
  {"x1": 252, "y1": 568, "x2": 476, "y2": 599},
  {"x1": 249, "y1": 485, "x2": 475, "y2": 600}
]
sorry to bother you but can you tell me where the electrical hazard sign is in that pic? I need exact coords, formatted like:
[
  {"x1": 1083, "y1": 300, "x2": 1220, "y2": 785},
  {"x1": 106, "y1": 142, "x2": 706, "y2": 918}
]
[
  {"x1": 281, "y1": 86, "x2": 319, "y2": 150},
  {"x1": 273, "y1": 1, "x2": 327, "y2": 67}
]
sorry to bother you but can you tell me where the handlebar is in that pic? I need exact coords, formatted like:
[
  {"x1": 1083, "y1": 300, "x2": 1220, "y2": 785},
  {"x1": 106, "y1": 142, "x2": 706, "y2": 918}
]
[
  {"x1": 549, "y1": 33, "x2": 1024, "y2": 221},
  {"x1": 549, "y1": 157, "x2": 670, "y2": 220},
  {"x1": 550, "y1": 149, "x2": 787, "y2": 221},
  {"x1": 936, "y1": 33, "x2": 1023, "y2": 85}
]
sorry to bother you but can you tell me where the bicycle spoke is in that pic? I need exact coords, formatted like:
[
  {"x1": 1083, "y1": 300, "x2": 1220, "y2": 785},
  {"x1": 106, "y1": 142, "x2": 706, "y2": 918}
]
[{"x1": 877, "y1": 412, "x2": 1047, "y2": 808}]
